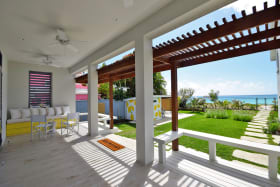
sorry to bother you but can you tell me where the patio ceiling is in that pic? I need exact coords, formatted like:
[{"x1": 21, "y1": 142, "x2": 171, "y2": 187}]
[
  {"x1": 0, "y1": 0, "x2": 172, "y2": 68},
  {"x1": 76, "y1": 1, "x2": 280, "y2": 84}
]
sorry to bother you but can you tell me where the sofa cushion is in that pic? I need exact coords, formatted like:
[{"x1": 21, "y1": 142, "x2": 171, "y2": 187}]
[
  {"x1": 7, "y1": 118, "x2": 30, "y2": 124},
  {"x1": 22, "y1": 109, "x2": 31, "y2": 118},
  {"x1": 47, "y1": 107, "x2": 55, "y2": 116},
  {"x1": 62, "y1": 106, "x2": 70, "y2": 115},
  {"x1": 39, "y1": 108, "x2": 47, "y2": 115},
  {"x1": 55, "y1": 107, "x2": 62, "y2": 115},
  {"x1": 30, "y1": 108, "x2": 39, "y2": 116},
  {"x1": 10, "y1": 109, "x2": 22, "y2": 119}
]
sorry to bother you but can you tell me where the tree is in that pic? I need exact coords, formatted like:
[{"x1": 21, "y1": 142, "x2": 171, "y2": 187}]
[
  {"x1": 208, "y1": 89, "x2": 219, "y2": 109},
  {"x1": 98, "y1": 83, "x2": 109, "y2": 99},
  {"x1": 179, "y1": 88, "x2": 195, "y2": 108},
  {"x1": 153, "y1": 72, "x2": 167, "y2": 95},
  {"x1": 209, "y1": 89, "x2": 219, "y2": 101}
]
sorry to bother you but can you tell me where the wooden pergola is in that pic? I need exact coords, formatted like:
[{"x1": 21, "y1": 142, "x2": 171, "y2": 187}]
[{"x1": 76, "y1": 1, "x2": 280, "y2": 150}]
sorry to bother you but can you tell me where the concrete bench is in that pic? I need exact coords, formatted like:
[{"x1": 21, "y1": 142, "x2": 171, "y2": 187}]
[
  {"x1": 80, "y1": 113, "x2": 117, "y2": 126},
  {"x1": 154, "y1": 128, "x2": 280, "y2": 180}
]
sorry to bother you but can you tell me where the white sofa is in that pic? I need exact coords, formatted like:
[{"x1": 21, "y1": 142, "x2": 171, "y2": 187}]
[{"x1": 7, "y1": 106, "x2": 71, "y2": 124}]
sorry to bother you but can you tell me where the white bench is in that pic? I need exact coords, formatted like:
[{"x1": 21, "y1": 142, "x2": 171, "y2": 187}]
[
  {"x1": 154, "y1": 128, "x2": 280, "y2": 180},
  {"x1": 79, "y1": 113, "x2": 117, "y2": 126}
]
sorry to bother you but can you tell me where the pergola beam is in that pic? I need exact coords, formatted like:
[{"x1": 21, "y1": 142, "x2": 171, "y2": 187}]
[
  {"x1": 171, "y1": 27, "x2": 280, "y2": 63},
  {"x1": 178, "y1": 38, "x2": 280, "y2": 68},
  {"x1": 153, "y1": 2, "x2": 280, "y2": 58}
]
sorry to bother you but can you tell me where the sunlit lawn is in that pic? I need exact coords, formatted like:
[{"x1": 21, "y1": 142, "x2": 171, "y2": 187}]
[{"x1": 116, "y1": 110, "x2": 248, "y2": 160}]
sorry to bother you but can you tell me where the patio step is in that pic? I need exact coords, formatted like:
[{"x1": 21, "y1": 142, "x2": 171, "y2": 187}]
[
  {"x1": 232, "y1": 150, "x2": 268, "y2": 166},
  {"x1": 240, "y1": 136, "x2": 268, "y2": 144},
  {"x1": 244, "y1": 131, "x2": 267, "y2": 138},
  {"x1": 246, "y1": 128, "x2": 263, "y2": 133}
]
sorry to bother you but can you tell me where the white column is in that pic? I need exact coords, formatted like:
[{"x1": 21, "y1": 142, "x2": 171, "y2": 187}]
[
  {"x1": 88, "y1": 63, "x2": 99, "y2": 136},
  {"x1": 277, "y1": 49, "x2": 280, "y2": 120},
  {"x1": 135, "y1": 35, "x2": 154, "y2": 165}
]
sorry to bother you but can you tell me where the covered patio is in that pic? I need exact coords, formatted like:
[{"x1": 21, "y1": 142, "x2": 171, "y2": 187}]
[{"x1": 1, "y1": 0, "x2": 280, "y2": 186}]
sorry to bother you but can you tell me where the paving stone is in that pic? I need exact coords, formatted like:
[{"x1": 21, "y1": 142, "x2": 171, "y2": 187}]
[
  {"x1": 272, "y1": 135, "x2": 280, "y2": 144},
  {"x1": 233, "y1": 150, "x2": 268, "y2": 166},
  {"x1": 247, "y1": 125, "x2": 264, "y2": 129},
  {"x1": 248, "y1": 122, "x2": 267, "y2": 127},
  {"x1": 241, "y1": 136, "x2": 268, "y2": 144},
  {"x1": 246, "y1": 128, "x2": 263, "y2": 133},
  {"x1": 244, "y1": 131, "x2": 267, "y2": 138}
]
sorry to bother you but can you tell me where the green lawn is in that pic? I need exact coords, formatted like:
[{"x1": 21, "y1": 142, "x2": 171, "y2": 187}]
[
  {"x1": 115, "y1": 110, "x2": 280, "y2": 173},
  {"x1": 116, "y1": 110, "x2": 248, "y2": 160}
]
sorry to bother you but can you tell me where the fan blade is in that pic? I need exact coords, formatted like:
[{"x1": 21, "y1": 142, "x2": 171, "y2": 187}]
[{"x1": 66, "y1": 44, "x2": 78, "y2": 53}]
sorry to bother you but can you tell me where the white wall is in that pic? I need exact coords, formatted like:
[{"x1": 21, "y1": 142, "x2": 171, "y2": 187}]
[
  {"x1": 7, "y1": 61, "x2": 76, "y2": 113},
  {"x1": 1, "y1": 52, "x2": 8, "y2": 146}
]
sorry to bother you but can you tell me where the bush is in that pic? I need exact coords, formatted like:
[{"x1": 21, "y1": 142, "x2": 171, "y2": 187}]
[
  {"x1": 265, "y1": 111, "x2": 280, "y2": 134},
  {"x1": 232, "y1": 110, "x2": 254, "y2": 122},
  {"x1": 205, "y1": 109, "x2": 229, "y2": 119},
  {"x1": 264, "y1": 122, "x2": 280, "y2": 134}
]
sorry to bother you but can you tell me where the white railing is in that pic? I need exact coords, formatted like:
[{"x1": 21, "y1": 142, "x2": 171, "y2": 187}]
[{"x1": 153, "y1": 128, "x2": 280, "y2": 180}]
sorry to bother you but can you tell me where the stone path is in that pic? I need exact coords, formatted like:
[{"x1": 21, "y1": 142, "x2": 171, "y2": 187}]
[{"x1": 233, "y1": 108, "x2": 271, "y2": 167}]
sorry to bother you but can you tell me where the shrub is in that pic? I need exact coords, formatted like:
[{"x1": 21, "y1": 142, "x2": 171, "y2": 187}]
[
  {"x1": 232, "y1": 110, "x2": 254, "y2": 122},
  {"x1": 205, "y1": 109, "x2": 229, "y2": 119},
  {"x1": 265, "y1": 111, "x2": 280, "y2": 134},
  {"x1": 264, "y1": 122, "x2": 280, "y2": 134}
]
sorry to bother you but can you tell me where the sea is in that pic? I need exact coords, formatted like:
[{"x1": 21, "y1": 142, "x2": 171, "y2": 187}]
[{"x1": 197, "y1": 94, "x2": 278, "y2": 105}]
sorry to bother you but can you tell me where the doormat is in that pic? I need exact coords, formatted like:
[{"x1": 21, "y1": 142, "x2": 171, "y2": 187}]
[{"x1": 98, "y1": 138, "x2": 125, "y2": 151}]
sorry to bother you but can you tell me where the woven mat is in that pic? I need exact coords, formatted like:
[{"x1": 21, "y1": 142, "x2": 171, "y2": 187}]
[{"x1": 98, "y1": 138, "x2": 125, "y2": 151}]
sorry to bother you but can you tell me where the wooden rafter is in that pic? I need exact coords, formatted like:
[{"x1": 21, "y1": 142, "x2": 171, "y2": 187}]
[{"x1": 75, "y1": 1, "x2": 280, "y2": 84}]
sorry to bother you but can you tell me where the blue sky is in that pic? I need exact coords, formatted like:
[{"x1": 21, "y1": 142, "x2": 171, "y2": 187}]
[{"x1": 102, "y1": 0, "x2": 277, "y2": 96}]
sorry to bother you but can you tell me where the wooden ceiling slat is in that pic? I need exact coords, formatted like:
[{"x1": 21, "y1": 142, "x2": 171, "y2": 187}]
[
  {"x1": 153, "y1": 4, "x2": 280, "y2": 58},
  {"x1": 178, "y1": 39, "x2": 280, "y2": 68},
  {"x1": 170, "y1": 27, "x2": 280, "y2": 62},
  {"x1": 76, "y1": 2, "x2": 280, "y2": 84}
]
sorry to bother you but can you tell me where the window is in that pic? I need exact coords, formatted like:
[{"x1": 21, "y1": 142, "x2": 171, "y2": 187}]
[{"x1": 29, "y1": 71, "x2": 52, "y2": 107}]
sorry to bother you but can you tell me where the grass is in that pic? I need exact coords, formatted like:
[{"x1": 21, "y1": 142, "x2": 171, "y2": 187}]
[
  {"x1": 115, "y1": 110, "x2": 280, "y2": 173},
  {"x1": 116, "y1": 110, "x2": 247, "y2": 160},
  {"x1": 205, "y1": 109, "x2": 229, "y2": 119},
  {"x1": 232, "y1": 110, "x2": 256, "y2": 122}
]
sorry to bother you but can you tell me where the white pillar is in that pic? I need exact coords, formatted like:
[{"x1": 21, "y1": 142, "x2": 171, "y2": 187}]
[
  {"x1": 277, "y1": 49, "x2": 280, "y2": 120},
  {"x1": 88, "y1": 63, "x2": 99, "y2": 136},
  {"x1": 135, "y1": 35, "x2": 154, "y2": 165}
]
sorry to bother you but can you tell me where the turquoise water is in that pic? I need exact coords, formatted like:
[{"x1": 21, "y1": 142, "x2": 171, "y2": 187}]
[{"x1": 197, "y1": 94, "x2": 278, "y2": 105}]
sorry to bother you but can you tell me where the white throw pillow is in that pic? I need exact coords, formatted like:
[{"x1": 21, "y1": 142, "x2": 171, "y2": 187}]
[
  {"x1": 62, "y1": 106, "x2": 70, "y2": 115},
  {"x1": 10, "y1": 109, "x2": 21, "y2": 119},
  {"x1": 21, "y1": 109, "x2": 31, "y2": 118},
  {"x1": 39, "y1": 108, "x2": 47, "y2": 116},
  {"x1": 47, "y1": 107, "x2": 55, "y2": 116},
  {"x1": 30, "y1": 108, "x2": 39, "y2": 116},
  {"x1": 55, "y1": 107, "x2": 62, "y2": 115}
]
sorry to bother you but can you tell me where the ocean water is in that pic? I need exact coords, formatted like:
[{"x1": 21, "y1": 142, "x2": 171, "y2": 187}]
[{"x1": 197, "y1": 94, "x2": 278, "y2": 105}]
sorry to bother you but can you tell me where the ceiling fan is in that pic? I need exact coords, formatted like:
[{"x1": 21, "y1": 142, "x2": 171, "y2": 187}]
[
  {"x1": 48, "y1": 28, "x2": 79, "y2": 54},
  {"x1": 41, "y1": 55, "x2": 60, "y2": 68},
  {"x1": 21, "y1": 49, "x2": 61, "y2": 67}
]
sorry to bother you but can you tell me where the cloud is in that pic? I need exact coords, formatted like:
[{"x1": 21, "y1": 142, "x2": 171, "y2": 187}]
[
  {"x1": 164, "y1": 78, "x2": 274, "y2": 96},
  {"x1": 223, "y1": 0, "x2": 275, "y2": 14}
]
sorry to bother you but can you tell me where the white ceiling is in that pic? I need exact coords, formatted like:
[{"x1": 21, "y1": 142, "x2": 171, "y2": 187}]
[{"x1": 0, "y1": 0, "x2": 172, "y2": 68}]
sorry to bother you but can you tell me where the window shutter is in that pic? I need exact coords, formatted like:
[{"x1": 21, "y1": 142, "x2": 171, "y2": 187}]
[{"x1": 29, "y1": 71, "x2": 52, "y2": 107}]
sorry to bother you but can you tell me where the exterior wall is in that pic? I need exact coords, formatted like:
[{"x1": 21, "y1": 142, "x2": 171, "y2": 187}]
[
  {"x1": 7, "y1": 61, "x2": 76, "y2": 114},
  {"x1": 125, "y1": 97, "x2": 162, "y2": 121},
  {"x1": 1, "y1": 52, "x2": 8, "y2": 146}
]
